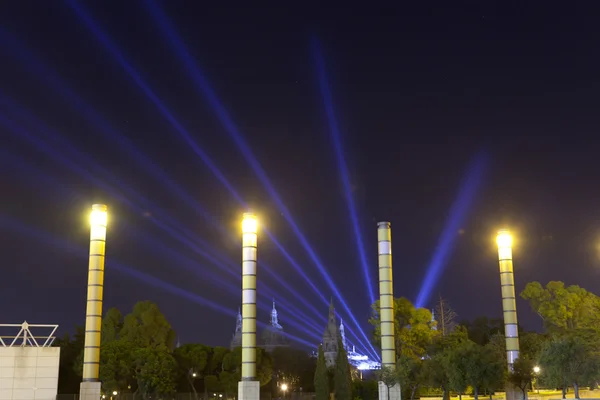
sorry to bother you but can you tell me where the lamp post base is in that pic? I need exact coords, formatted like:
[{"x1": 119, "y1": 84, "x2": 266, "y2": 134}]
[
  {"x1": 80, "y1": 381, "x2": 101, "y2": 400},
  {"x1": 238, "y1": 380, "x2": 260, "y2": 400},
  {"x1": 378, "y1": 382, "x2": 401, "y2": 400}
]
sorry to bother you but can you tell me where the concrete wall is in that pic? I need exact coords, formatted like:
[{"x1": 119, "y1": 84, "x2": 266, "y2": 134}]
[{"x1": 0, "y1": 347, "x2": 60, "y2": 400}]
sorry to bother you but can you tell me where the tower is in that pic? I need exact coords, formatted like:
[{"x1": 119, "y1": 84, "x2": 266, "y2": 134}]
[
  {"x1": 322, "y1": 299, "x2": 339, "y2": 368},
  {"x1": 377, "y1": 221, "x2": 400, "y2": 400},
  {"x1": 80, "y1": 204, "x2": 108, "y2": 400},
  {"x1": 339, "y1": 319, "x2": 347, "y2": 350},
  {"x1": 496, "y1": 230, "x2": 520, "y2": 370},
  {"x1": 230, "y1": 309, "x2": 243, "y2": 350},
  {"x1": 239, "y1": 213, "x2": 259, "y2": 400},
  {"x1": 261, "y1": 300, "x2": 289, "y2": 352}
]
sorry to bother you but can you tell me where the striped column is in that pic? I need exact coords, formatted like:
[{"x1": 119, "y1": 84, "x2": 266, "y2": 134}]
[
  {"x1": 82, "y1": 204, "x2": 107, "y2": 382},
  {"x1": 241, "y1": 213, "x2": 258, "y2": 381},
  {"x1": 377, "y1": 221, "x2": 395, "y2": 369},
  {"x1": 496, "y1": 230, "x2": 520, "y2": 370}
]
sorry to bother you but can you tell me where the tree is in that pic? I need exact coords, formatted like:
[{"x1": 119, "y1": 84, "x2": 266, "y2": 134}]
[
  {"x1": 539, "y1": 333, "x2": 600, "y2": 399},
  {"x1": 396, "y1": 354, "x2": 423, "y2": 400},
  {"x1": 461, "y1": 317, "x2": 504, "y2": 346},
  {"x1": 508, "y1": 357, "x2": 535, "y2": 400},
  {"x1": 56, "y1": 326, "x2": 85, "y2": 393},
  {"x1": 314, "y1": 345, "x2": 329, "y2": 400},
  {"x1": 370, "y1": 297, "x2": 439, "y2": 359},
  {"x1": 174, "y1": 344, "x2": 210, "y2": 399},
  {"x1": 133, "y1": 347, "x2": 179, "y2": 397},
  {"x1": 271, "y1": 347, "x2": 316, "y2": 393},
  {"x1": 120, "y1": 301, "x2": 177, "y2": 350},
  {"x1": 521, "y1": 281, "x2": 600, "y2": 332},
  {"x1": 422, "y1": 352, "x2": 450, "y2": 400},
  {"x1": 101, "y1": 307, "x2": 122, "y2": 344},
  {"x1": 422, "y1": 327, "x2": 470, "y2": 400},
  {"x1": 479, "y1": 343, "x2": 506, "y2": 399},
  {"x1": 378, "y1": 366, "x2": 399, "y2": 400},
  {"x1": 519, "y1": 331, "x2": 548, "y2": 361},
  {"x1": 446, "y1": 340, "x2": 504, "y2": 400},
  {"x1": 334, "y1": 336, "x2": 352, "y2": 400},
  {"x1": 445, "y1": 343, "x2": 469, "y2": 400},
  {"x1": 98, "y1": 338, "x2": 135, "y2": 393},
  {"x1": 434, "y1": 295, "x2": 458, "y2": 337},
  {"x1": 220, "y1": 346, "x2": 272, "y2": 387}
]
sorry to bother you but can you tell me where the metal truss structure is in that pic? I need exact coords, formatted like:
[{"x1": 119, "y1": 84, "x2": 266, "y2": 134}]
[{"x1": 0, "y1": 321, "x2": 59, "y2": 347}]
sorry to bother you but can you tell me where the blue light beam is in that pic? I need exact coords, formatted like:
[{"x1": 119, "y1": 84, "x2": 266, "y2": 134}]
[
  {"x1": 142, "y1": 0, "x2": 380, "y2": 360},
  {"x1": 0, "y1": 140, "x2": 325, "y2": 338},
  {"x1": 311, "y1": 36, "x2": 375, "y2": 305},
  {"x1": 0, "y1": 215, "x2": 316, "y2": 347},
  {"x1": 414, "y1": 152, "x2": 489, "y2": 309}
]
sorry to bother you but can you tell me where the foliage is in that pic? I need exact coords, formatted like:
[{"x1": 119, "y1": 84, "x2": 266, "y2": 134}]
[
  {"x1": 378, "y1": 366, "x2": 399, "y2": 400},
  {"x1": 370, "y1": 297, "x2": 439, "y2": 359},
  {"x1": 422, "y1": 328, "x2": 470, "y2": 400},
  {"x1": 225, "y1": 346, "x2": 273, "y2": 387},
  {"x1": 519, "y1": 331, "x2": 548, "y2": 361},
  {"x1": 314, "y1": 345, "x2": 329, "y2": 400},
  {"x1": 173, "y1": 343, "x2": 210, "y2": 397},
  {"x1": 335, "y1": 335, "x2": 352, "y2": 400},
  {"x1": 396, "y1": 354, "x2": 423, "y2": 400},
  {"x1": 352, "y1": 380, "x2": 378, "y2": 400},
  {"x1": 133, "y1": 347, "x2": 179, "y2": 396},
  {"x1": 539, "y1": 332, "x2": 600, "y2": 399},
  {"x1": 55, "y1": 326, "x2": 85, "y2": 393},
  {"x1": 101, "y1": 307, "x2": 122, "y2": 344},
  {"x1": 271, "y1": 347, "x2": 316, "y2": 392},
  {"x1": 445, "y1": 340, "x2": 504, "y2": 400},
  {"x1": 120, "y1": 301, "x2": 177, "y2": 350},
  {"x1": 508, "y1": 357, "x2": 535, "y2": 400},
  {"x1": 521, "y1": 281, "x2": 600, "y2": 332},
  {"x1": 460, "y1": 317, "x2": 503, "y2": 346},
  {"x1": 434, "y1": 296, "x2": 458, "y2": 337}
]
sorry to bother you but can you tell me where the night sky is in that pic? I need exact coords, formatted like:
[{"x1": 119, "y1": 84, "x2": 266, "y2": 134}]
[{"x1": 2, "y1": 1, "x2": 600, "y2": 352}]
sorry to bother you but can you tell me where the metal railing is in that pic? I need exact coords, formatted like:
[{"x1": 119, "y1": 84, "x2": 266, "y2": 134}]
[{"x1": 0, "y1": 321, "x2": 59, "y2": 347}]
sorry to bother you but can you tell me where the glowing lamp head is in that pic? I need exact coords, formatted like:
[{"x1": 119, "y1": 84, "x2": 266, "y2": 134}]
[
  {"x1": 242, "y1": 213, "x2": 258, "y2": 234},
  {"x1": 496, "y1": 230, "x2": 513, "y2": 248},
  {"x1": 533, "y1": 366, "x2": 541, "y2": 374},
  {"x1": 281, "y1": 384, "x2": 288, "y2": 392},
  {"x1": 90, "y1": 204, "x2": 108, "y2": 227}
]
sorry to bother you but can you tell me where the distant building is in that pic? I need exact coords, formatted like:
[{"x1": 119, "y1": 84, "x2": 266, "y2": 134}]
[
  {"x1": 230, "y1": 309, "x2": 242, "y2": 350},
  {"x1": 319, "y1": 299, "x2": 380, "y2": 370},
  {"x1": 261, "y1": 301, "x2": 289, "y2": 352},
  {"x1": 322, "y1": 300, "x2": 339, "y2": 368},
  {"x1": 229, "y1": 301, "x2": 289, "y2": 352}
]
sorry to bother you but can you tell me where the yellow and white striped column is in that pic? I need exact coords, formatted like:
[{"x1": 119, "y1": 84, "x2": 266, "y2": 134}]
[
  {"x1": 496, "y1": 230, "x2": 520, "y2": 370},
  {"x1": 241, "y1": 213, "x2": 258, "y2": 381},
  {"x1": 377, "y1": 221, "x2": 396, "y2": 370},
  {"x1": 82, "y1": 204, "x2": 107, "y2": 382}
]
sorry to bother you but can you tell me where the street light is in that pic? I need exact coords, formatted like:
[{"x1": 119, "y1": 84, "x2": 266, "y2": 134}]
[
  {"x1": 281, "y1": 383, "x2": 288, "y2": 399},
  {"x1": 495, "y1": 229, "x2": 520, "y2": 371},
  {"x1": 241, "y1": 212, "x2": 258, "y2": 383},
  {"x1": 496, "y1": 230, "x2": 513, "y2": 248},
  {"x1": 533, "y1": 366, "x2": 541, "y2": 393},
  {"x1": 82, "y1": 204, "x2": 108, "y2": 388}
]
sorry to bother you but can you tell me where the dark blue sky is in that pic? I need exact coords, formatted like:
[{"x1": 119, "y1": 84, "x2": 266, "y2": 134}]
[{"x1": 2, "y1": 1, "x2": 600, "y2": 351}]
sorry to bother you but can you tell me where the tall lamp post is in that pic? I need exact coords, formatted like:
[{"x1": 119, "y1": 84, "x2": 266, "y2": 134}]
[
  {"x1": 496, "y1": 230, "x2": 521, "y2": 400},
  {"x1": 80, "y1": 204, "x2": 108, "y2": 400},
  {"x1": 496, "y1": 230, "x2": 520, "y2": 370},
  {"x1": 238, "y1": 212, "x2": 260, "y2": 400},
  {"x1": 377, "y1": 221, "x2": 400, "y2": 400}
]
